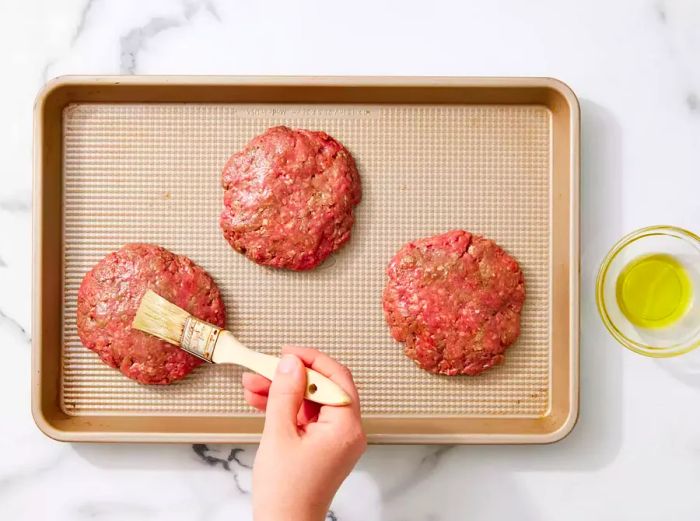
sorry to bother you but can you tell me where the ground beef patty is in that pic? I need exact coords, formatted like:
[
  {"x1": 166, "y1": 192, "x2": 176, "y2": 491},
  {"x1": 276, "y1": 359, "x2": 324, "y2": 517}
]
[
  {"x1": 77, "y1": 244, "x2": 226, "y2": 385},
  {"x1": 220, "y1": 126, "x2": 361, "y2": 270},
  {"x1": 382, "y1": 230, "x2": 525, "y2": 376}
]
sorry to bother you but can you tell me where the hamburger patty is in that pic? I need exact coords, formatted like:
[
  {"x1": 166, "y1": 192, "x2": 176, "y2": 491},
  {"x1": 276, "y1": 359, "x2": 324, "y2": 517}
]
[
  {"x1": 382, "y1": 230, "x2": 525, "y2": 376},
  {"x1": 77, "y1": 244, "x2": 226, "y2": 384},
  {"x1": 220, "y1": 126, "x2": 361, "y2": 270}
]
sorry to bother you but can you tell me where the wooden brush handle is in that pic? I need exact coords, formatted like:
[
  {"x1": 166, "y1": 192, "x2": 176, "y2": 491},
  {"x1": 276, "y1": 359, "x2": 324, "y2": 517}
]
[{"x1": 212, "y1": 331, "x2": 351, "y2": 406}]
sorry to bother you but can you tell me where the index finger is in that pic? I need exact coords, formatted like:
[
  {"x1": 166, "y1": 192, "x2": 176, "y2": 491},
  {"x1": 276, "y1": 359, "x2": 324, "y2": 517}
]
[{"x1": 281, "y1": 346, "x2": 361, "y2": 416}]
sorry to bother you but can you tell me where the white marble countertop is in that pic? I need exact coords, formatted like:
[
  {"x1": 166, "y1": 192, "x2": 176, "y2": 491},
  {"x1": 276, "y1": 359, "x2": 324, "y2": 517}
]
[{"x1": 2, "y1": 0, "x2": 700, "y2": 519}]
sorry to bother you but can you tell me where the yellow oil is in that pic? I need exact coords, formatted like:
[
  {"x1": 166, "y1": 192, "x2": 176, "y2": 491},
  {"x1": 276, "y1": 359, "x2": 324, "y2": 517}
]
[{"x1": 616, "y1": 254, "x2": 692, "y2": 329}]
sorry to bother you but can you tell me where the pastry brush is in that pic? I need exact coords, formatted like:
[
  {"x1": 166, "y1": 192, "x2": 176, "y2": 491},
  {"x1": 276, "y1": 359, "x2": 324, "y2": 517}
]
[{"x1": 132, "y1": 289, "x2": 351, "y2": 406}]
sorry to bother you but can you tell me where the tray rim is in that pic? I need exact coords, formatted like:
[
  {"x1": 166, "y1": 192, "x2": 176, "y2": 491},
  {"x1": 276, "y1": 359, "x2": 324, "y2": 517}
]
[{"x1": 32, "y1": 75, "x2": 580, "y2": 444}]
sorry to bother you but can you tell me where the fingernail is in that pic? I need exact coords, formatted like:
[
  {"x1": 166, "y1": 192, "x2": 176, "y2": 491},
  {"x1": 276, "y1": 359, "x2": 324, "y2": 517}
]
[{"x1": 277, "y1": 354, "x2": 298, "y2": 375}]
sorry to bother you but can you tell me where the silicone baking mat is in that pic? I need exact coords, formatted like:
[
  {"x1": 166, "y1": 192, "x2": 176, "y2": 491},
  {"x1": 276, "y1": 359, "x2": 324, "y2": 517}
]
[{"x1": 61, "y1": 103, "x2": 550, "y2": 416}]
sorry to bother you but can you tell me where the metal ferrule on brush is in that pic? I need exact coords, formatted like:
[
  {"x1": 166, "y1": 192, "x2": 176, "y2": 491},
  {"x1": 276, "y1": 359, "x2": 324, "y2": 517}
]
[{"x1": 180, "y1": 316, "x2": 222, "y2": 362}]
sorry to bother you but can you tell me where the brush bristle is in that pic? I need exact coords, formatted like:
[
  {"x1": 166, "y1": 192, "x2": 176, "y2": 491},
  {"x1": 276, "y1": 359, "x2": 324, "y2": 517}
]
[{"x1": 132, "y1": 290, "x2": 191, "y2": 346}]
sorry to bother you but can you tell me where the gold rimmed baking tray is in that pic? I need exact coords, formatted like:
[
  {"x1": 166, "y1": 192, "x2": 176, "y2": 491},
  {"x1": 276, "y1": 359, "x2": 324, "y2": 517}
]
[{"x1": 33, "y1": 76, "x2": 579, "y2": 443}]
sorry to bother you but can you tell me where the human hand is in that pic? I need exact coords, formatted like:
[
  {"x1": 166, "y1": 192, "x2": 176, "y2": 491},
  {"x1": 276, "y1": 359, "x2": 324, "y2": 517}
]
[{"x1": 242, "y1": 346, "x2": 367, "y2": 521}]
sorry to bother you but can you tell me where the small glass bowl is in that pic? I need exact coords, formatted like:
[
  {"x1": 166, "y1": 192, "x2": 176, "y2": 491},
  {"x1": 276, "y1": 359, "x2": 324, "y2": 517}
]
[{"x1": 596, "y1": 225, "x2": 700, "y2": 357}]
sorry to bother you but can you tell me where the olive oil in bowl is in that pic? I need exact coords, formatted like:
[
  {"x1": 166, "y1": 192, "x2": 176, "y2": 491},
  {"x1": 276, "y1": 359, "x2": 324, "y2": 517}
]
[
  {"x1": 597, "y1": 226, "x2": 700, "y2": 357},
  {"x1": 616, "y1": 254, "x2": 692, "y2": 329}
]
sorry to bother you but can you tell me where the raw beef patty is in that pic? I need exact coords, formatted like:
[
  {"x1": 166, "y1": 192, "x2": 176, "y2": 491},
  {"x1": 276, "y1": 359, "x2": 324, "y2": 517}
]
[
  {"x1": 220, "y1": 126, "x2": 361, "y2": 270},
  {"x1": 382, "y1": 230, "x2": 525, "y2": 376},
  {"x1": 77, "y1": 243, "x2": 226, "y2": 384}
]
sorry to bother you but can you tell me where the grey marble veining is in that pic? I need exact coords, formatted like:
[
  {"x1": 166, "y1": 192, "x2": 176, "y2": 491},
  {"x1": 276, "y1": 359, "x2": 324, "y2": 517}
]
[
  {"x1": 120, "y1": 18, "x2": 183, "y2": 74},
  {"x1": 192, "y1": 445, "x2": 254, "y2": 496},
  {"x1": 0, "y1": 308, "x2": 30, "y2": 343}
]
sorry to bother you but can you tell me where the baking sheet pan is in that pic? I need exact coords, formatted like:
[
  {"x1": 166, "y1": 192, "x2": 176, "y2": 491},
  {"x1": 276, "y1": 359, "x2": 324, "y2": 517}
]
[{"x1": 33, "y1": 76, "x2": 579, "y2": 443}]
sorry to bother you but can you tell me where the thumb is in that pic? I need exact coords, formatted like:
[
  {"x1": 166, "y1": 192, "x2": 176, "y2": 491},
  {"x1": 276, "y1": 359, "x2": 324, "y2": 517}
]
[{"x1": 263, "y1": 354, "x2": 306, "y2": 437}]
